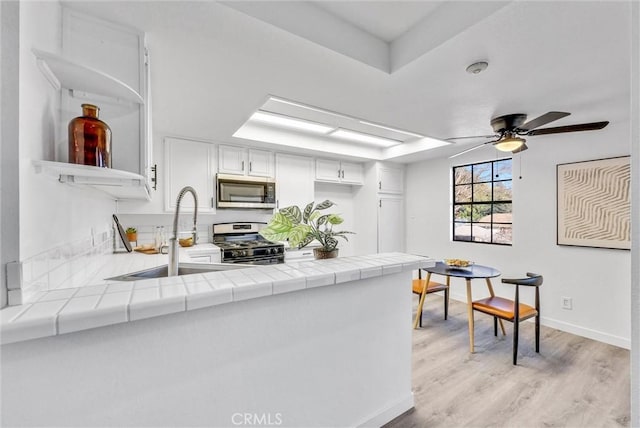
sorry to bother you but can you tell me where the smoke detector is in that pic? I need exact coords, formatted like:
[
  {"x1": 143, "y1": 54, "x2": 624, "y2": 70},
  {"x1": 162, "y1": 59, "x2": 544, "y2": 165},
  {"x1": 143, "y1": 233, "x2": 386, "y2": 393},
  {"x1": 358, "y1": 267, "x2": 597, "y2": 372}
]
[{"x1": 466, "y1": 61, "x2": 489, "y2": 74}]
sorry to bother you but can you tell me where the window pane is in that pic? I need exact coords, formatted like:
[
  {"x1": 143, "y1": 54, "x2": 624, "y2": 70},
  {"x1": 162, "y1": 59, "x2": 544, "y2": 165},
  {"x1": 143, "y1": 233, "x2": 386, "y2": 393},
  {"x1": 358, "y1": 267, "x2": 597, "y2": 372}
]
[
  {"x1": 471, "y1": 204, "x2": 492, "y2": 222},
  {"x1": 494, "y1": 181, "x2": 512, "y2": 201},
  {"x1": 493, "y1": 202, "x2": 512, "y2": 219},
  {"x1": 453, "y1": 223, "x2": 472, "y2": 241},
  {"x1": 473, "y1": 183, "x2": 492, "y2": 201},
  {"x1": 495, "y1": 159, "x2": 512, "y2": 180},
  {"x1": 454, "y1": 165, "x2": 472, "y2": 185},
  {"x1": 493, "y1": 223, "x2": 512, "y2": 244},
  {"x1": 472, "y1": 224, "x2": 491, "y2": 242},
  {"x1": 454, "y1": 204, "x2": 472, "y2": 222},
  {"x1": 454, "y1": 184, "x2": 472, "y2": 203},
  {"x1": 473, "y1": 163, "x2": 492, "y2": 182}
]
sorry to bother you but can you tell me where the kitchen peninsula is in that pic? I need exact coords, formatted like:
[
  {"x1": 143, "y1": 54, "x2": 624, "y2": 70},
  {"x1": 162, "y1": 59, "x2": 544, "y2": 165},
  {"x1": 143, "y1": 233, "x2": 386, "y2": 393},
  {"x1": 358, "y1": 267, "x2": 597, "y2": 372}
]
[{"x1": 1, "y1": 253, "x2": 433, "y2": 427}]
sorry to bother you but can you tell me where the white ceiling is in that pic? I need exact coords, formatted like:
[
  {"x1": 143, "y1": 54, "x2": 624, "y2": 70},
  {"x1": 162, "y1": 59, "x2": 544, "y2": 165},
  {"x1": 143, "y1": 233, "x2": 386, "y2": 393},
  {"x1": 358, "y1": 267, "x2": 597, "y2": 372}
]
[
  {"x1": 61, "y1": 1, "x2": 633, "y2": 164},
  {"x1": 310, "y1": 1, "x2": 444, "y2": 42}
]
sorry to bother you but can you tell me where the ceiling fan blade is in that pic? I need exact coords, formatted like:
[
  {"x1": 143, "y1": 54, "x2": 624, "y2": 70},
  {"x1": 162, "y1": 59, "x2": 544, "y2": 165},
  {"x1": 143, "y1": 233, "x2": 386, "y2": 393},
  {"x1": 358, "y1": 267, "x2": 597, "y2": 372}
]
[
  {"x1": 445, "y1": 134, "x2": 497, "y2": 141},
  {"x1": 511, "y1": 143, "x2": 528, "y2": 154},
  {"x1": 519, "y1": 111, "x2": 570, "y2": 131},
  {"x1": 449, "y1": 140, "x2": 498, "y2": 158},
  {"x1": 526, "y1": 121, "x2": 609, "y2": 136}
]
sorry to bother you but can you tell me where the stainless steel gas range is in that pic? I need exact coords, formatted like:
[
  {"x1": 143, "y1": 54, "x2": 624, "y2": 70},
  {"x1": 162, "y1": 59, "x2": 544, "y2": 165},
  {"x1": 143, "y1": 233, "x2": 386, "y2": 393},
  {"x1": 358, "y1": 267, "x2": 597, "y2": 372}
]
[{"x1": 211, "y1": 222, "x2": 285, "y2": 265}]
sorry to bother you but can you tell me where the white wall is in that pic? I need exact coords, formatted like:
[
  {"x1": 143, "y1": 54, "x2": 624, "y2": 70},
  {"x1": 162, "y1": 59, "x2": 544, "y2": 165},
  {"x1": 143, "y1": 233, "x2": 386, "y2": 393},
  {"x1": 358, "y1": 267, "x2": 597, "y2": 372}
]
[
  {"x1": 1, "y1": 0, "x2": 20, "y2": 308},
  {"x1": 18, "y1": 1, "x2": 116, "y2": 261},
  {"x1": 406, "y1": 124, "x2": 631, "y2": 348}
]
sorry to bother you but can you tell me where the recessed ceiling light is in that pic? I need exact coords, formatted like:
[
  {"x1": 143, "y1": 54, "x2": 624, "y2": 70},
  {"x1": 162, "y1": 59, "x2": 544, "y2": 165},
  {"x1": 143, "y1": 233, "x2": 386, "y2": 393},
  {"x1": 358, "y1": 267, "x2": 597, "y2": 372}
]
[
  {"x1": 330, "y1": 128, "x2": 401, "y2": 147},
  {"x1": 358, "y1": 120, "x2": 425, "y2": 138},
  {"x1": 250, "y1": 110, "x2": 335, "y2": 134}
]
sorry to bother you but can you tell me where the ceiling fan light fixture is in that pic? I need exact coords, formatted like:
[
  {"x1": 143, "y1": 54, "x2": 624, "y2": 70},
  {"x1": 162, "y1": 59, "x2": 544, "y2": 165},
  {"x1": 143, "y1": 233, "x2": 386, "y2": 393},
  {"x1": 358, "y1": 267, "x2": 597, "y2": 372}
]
[{"x1": 494, "y1": 136, "x2": 526, "y2": 152}]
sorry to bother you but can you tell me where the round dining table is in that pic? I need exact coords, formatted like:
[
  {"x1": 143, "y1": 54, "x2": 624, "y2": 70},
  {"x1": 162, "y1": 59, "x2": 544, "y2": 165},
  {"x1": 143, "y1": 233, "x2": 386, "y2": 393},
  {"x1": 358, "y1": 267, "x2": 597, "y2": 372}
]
[{"x1": 414, "y1": 261, "x2": 502, "y2": 353}]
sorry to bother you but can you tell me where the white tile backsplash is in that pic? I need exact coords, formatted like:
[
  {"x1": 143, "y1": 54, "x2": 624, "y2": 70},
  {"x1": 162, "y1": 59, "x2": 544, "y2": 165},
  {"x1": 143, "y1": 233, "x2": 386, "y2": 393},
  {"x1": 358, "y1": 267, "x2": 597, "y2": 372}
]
[{"x1": 12, "y1": 227, "x2": 114, "y2": 305}]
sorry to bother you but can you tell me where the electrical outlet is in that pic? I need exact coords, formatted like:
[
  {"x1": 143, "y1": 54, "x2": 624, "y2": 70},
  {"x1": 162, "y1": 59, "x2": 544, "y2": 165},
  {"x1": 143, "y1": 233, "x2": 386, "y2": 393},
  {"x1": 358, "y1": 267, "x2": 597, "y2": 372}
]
[{"x1": 561, "y1": 297, "x2": 573, "y2": 310}]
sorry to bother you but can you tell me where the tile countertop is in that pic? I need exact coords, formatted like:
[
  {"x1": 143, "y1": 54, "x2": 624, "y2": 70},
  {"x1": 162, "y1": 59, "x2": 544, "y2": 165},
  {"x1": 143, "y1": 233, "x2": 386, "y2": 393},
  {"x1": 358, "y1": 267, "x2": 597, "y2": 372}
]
[{"x1": 0, "y1": 252, "x2": 434, "y2": 345}]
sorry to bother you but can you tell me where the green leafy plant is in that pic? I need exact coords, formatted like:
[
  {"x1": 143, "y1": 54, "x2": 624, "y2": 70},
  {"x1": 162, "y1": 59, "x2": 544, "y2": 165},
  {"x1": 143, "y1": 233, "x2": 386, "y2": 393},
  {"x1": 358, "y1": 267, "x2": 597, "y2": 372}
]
[
  {"x1": 259, "y1": 200, "x2": 354, "y2": 251},
  {"x1": 125, "y1": 227, "x2": 137, "y2": 234}
]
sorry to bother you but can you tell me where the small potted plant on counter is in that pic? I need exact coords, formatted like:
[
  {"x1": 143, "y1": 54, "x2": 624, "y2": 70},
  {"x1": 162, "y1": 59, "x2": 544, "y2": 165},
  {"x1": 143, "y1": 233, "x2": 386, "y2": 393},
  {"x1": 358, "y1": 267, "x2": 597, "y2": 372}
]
[
  {"x1": 125, "y1": 227, "x2": 137, "y2": 243},
  {"x1": 260, "y1": 200, "x2": 353, "y2": 259}
]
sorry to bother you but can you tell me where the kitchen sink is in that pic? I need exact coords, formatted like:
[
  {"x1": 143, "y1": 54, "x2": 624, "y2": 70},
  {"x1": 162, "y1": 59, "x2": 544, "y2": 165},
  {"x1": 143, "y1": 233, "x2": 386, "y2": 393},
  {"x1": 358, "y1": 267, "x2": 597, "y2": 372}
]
[{"x1": 106, "y1": 262, "x2": 247, "y2": 281}]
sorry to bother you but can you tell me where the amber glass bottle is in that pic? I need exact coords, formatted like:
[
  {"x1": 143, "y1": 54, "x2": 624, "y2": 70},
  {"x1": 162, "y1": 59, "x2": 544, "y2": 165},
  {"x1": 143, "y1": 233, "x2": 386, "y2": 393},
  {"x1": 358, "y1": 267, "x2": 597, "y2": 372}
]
[{"x1": 68, "y1": 104, "x2": 112, "y2": 168}]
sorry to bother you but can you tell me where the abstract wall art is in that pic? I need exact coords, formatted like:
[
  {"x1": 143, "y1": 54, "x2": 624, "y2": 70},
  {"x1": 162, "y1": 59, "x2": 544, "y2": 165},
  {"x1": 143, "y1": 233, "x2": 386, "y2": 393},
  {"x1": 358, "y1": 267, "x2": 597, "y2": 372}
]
[{"x1": 557, "y1": 156, "x2": 630, "y2": 250}]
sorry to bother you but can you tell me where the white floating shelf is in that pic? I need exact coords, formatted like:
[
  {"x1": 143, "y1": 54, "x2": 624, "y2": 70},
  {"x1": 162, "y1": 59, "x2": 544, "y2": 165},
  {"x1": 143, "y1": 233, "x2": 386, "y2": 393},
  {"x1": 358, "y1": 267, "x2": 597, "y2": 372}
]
[
  {"x1": 32, "y1": 48, "x2": 144, "y2": 105},
  {"x1": 33, "y1": 160, "x2": 150, "y2": 201}
]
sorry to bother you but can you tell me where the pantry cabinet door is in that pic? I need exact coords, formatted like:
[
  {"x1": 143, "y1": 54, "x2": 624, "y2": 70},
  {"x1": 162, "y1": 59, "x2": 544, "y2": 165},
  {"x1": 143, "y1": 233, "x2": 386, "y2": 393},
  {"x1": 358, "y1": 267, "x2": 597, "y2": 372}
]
[
  {"x1": 377, "y1": 196, "x2": 404, "y2": 253},
  {"x1": 165, "y1": 137, "x2": 216, "y2": 212}
]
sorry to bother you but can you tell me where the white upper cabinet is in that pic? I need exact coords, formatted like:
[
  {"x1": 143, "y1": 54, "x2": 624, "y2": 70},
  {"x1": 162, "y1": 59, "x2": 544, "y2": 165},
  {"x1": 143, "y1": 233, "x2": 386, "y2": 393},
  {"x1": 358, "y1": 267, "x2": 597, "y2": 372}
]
[
  {"x1": 275, "y1": 153, "x2": 314, "y2": 210},
  {"x1": 32, "y1": 8, "x2": 151, "y2": 200},
  {"x1": 218, "y1": 145, "x2": 274, "y2": 177},
  {"x1": 165, "y1": 137, "x2": 216, "y2": 212},
  {"x1": 315, "y1": 159, "x2": 363, "y2": 185},
  {"x1": 248, "y1": 149, "x2": 275, "y2": 177},
  {"x1": 377, "y1": 165, "x2": 404, "y2": 194},
  {"x1": 218, "y1": 145, "x2": 245, "y2": 174},
  {"x1": 61, "y1": 8, "x2": 151, "y2": 185},
  {"x1": 340, "y1": 161, "x2": 364, "y2": 185}
]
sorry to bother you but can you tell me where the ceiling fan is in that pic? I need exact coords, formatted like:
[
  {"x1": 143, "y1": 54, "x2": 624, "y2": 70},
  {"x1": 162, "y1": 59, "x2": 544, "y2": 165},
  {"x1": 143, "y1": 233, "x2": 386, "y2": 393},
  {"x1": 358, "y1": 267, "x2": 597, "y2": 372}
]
[{"x1": 448, "y1": 111, "x2": 609, "y2": 158}]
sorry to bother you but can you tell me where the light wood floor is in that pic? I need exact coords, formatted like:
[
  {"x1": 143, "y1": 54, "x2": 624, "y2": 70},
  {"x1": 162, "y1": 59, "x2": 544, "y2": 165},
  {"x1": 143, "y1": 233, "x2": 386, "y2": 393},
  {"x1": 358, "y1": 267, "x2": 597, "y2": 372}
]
[{"x1": 385, "y1": 295, "x2": 630, "y2": 428}]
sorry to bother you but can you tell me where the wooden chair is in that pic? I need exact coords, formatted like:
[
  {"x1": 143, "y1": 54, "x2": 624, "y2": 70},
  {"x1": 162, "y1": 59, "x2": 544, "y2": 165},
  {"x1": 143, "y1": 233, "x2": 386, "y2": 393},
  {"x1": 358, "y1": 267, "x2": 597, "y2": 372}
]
[
  {"x1": 471, "y1": 272, "x2": 543, "y2": 365},
  {"x1": 412, "y1": 269, "x2": 449, "y2": 327}
]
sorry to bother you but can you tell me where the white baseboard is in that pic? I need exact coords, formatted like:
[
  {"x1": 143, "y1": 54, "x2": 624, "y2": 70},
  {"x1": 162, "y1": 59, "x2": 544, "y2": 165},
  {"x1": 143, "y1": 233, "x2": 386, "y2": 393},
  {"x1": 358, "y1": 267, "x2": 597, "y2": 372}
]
[
  {"x1": 447, "y1": 291, "x2": 630, "y2": 350},
  {"x1": 356, "y1": 393, "x2": 414, "y2": 428},
  {"x1": 541, "y1": 317, "x2": 630, "y2": 349}
]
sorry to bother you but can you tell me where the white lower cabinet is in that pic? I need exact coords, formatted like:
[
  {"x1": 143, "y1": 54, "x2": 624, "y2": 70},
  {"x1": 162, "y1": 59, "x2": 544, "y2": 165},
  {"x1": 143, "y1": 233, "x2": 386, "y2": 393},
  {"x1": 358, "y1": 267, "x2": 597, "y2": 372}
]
[
  {"x1": 275, "y1": 153, "x2": 315, "y2": 209},
  {"x1": 165, "y1": 137, "x2": 216, "y2": 212},
  {"x1": 378, "y1": 196, "x2": 404, "y2": 253}
]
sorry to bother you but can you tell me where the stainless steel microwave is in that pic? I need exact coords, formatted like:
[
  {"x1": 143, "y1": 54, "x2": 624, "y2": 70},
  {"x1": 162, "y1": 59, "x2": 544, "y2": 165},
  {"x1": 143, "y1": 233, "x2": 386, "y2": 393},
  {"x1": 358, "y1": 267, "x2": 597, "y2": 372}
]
[{"x1": 216, "y1": 173, "x2": 276, "y2": 209}]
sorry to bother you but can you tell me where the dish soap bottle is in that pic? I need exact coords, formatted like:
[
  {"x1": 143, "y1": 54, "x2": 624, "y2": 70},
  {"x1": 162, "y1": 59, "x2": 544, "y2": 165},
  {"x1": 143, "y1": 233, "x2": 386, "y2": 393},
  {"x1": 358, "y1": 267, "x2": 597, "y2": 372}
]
[{"x1": 68, "y1": 103, "x2": 112, "y2": 168}]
